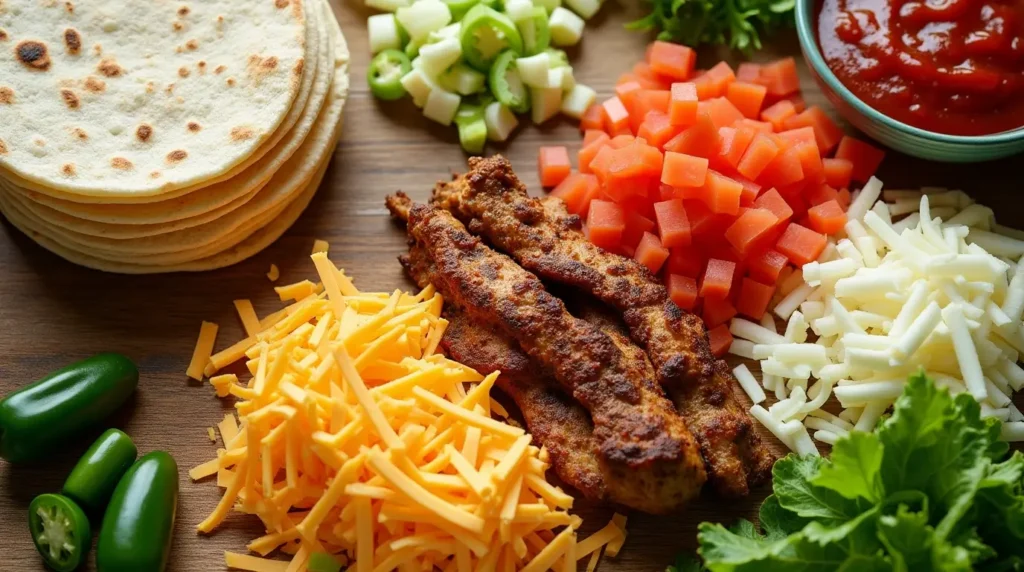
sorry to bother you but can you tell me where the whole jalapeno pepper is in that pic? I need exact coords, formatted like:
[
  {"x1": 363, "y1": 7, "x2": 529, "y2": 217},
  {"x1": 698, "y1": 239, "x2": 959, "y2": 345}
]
[
  {"x1": 62, "y1": 428, "x2": 137, "y2": 516},
  {"x1": 0, "y1": 353, "x2": 139, "y2": 464}
]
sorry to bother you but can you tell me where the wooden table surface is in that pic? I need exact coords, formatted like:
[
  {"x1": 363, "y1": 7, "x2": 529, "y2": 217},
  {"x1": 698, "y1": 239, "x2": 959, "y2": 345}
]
[{"x1": 3, "y1": 1, "x2": 1024, "y2": 571}]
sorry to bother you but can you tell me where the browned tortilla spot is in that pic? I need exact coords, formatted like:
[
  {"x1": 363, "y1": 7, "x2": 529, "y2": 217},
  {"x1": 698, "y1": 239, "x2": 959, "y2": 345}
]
[
  {"x1": 215, "y1": 65, "x2": 226, "y2": 74},
  {"x1": 0, "y1": 86, "x2": 12, "y2": 104},
  {"x1": 230, "y1": 126, "x2": 254, "y2": 142},
  {"x1": 61, "y1": 89, "x2": 79, "y2": 109},
  {"x1": 16, "y1": 41, "x2": 51, "y2": 71},
  {"x1": 150, "y1": 170, "x2": 161, "y2": 179},
  {"x1": 111, "y1": 157, "x2": 133, "y2": 170},
  {"x1": 226, "y1": 77, "x2": 236, "y2": 86},
  {"x1": 172, "y1": 22, "x2": 184, "y2": 32},
  {"x1": 62, "y1": 163, "x2": 75, "y2": 176},
  {"x1": 167, "y1": 149, "x2": 187, "y2": 163},
  {"x1": 71, "y1": 127, "x2": 87, "y2": 140},
  {"x1": 93, "y1": 44, "x2": 102, "y2": 55},
  {"x1": 0, "y1": 30, "x2": 8, "y2": 42},
  {"x1": 177, "y1": 5, "x2": 190, "y2": 16},
  {"x1": 178, "y1": 66, "x2": 190, "y2": 78},
  {"x1": 187, "y1": 121, "x2": 201, "y2": 132},
  {"x1": 136, "y1": 124, "x2": 152, "y2": 142},
  {"x1": 261, "y1": 56, "x2": 278, "y2": 70},
  {"x1": 185, "y1": 39, "x2": 198, "y2": 50},
  {"x1": 64, "y1": 28, "x2": 81, "y2": 54},
  {"x1": 84, "y1": 76, "x2": 105, "y2": 93},
  {"x1": 64, "y1": 2, "x2": 73, "y2": 13},
  {"x1": 275, "y1": 0, "x2": 289, "y2": 8},
  {"x1": 145, "y1": 81, "x2": 154, "y2": 93},
  {"x1": 97, "y1": 58, "x2": 122, "y2": 77},
  {"x1": 165, "y1": 83, "x2": 175, "y2": 94},
  {"x1": 293, "y1": 58, "x2": 304, "y2": 76},
  {"x1": 0, "y1": 139, "x2": 7, "y2": 155},
  {"x1": 197, "y1": 60, "x2": 206, "y2": 68}
]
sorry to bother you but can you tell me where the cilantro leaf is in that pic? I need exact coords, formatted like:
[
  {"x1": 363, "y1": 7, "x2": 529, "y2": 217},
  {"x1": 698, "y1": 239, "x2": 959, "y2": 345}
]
[
  {"x1": 772, "y1": 455, "x2": 868, "y2": 524},
  {"x1": 811, "y1": 430, "x2": 883, "y2": 503},
  {"x1": 629, "y1": 0, "x2": 795, "y2": 53},
  {"x1": 759, "y1": 495, "x2": 807, "y2": 540},
  {"x1": 667, "y1": 553, "x2": 708, "y2": 572}
]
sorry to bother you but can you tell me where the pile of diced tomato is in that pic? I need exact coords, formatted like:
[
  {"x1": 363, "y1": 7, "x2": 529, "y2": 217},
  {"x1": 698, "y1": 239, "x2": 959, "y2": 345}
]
[{"x1": 537, "y1": 41, "x2": 885, "y2": 357}]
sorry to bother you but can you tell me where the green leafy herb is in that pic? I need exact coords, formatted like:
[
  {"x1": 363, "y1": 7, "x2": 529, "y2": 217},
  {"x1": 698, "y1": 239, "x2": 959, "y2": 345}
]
[
  {"x1": 692, "y1": 372, "x2": 1024, "y2": 571},
  {"x1": 628, "y1": 0, "x2": 796, "y2": 53}
]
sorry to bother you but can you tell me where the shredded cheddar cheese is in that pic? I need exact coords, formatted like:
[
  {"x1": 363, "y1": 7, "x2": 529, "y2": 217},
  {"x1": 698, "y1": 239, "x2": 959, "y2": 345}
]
[
  {"x1": 187, "y1": 321, "x2": 219, "y2": 381},
  {"x1": 267, "y1": 264, "x2": 281, "y2": 282},
  {"x1": 312, "y1": 239, "x2": 330, "y2": 254},
  {"x1": 191, "y1": 255, "x2": 626, "y2": 570}
]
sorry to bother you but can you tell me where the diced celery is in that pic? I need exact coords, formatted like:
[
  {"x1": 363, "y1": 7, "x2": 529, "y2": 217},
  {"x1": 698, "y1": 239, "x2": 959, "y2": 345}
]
[
  {"x1": 418, "y1": 37, "x2": 462, "y2": 77},
  {"x1": 504, "y1": 0, "x2": 535, "y2": 22},
  {"x1": 546, "y1": 48, "x2": 569, "y2": 68},
  {"x1": 530, "y1": 85, "x2": 561, "y2": 124},
  {"x1": 441, "y1": 63, "x2": 487, "y2": 95},
  {"x1": 484, "y1": 102, "x2": 519, "y2": 142},
  {"x1": 516, "y1": 53, "x2": 551, "y2": 88},
  {"x1": 423, "y1": 88, "x2": 461, "y2": 125},
  {"x1": 549, "y1": 6, "x2": 584, "y2": 46},
  {"x1": 565, "y1": 0, "x2": 601, "y2": 19},
  {"x1": 532, "y1": 0, "x2": 561, "y2": 13},
  {"x1": 401, "y1": 68, "x2": 438, "y2": 107},
  {"x1": 560, "y1": 65, "x2": 575, "y2": 91},
  {"x1": 427, "y1": 22, "x2": 462, "y2": 44},
  {"x1": 368, "y1": 14, "x2": 403, "y2": 54},
  {"x1": 366, "y1": 0, "x2": 412, "y2": 12},
  {"x1": 547, "y1": 67, "x2": 563, "y2": 89},
  {"x1": 455, "y1": 105, "x2": 488, "y2": 154},
  {"x1": 560, "y1": 83, "x2": 595, "y2": 118},
  {"x1": 405, "y1": 37, "x2": 424, "y2": 58},
  {"x1": 396, "y1": 0, "x2": 453, "y2": 42}
]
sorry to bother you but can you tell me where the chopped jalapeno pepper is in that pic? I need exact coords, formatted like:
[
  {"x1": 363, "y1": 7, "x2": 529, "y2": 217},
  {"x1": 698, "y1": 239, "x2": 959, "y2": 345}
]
[
  {"x1": 455, "y1": 103, "x2": 488, "y2": 154},
  {"x1": 546, "y1": 48, "x2": 570, "y2": 68},
  {"x1": 519, "y1": 6, "x2": 552, "y2": 56},
  {"x1": 488, "y1": 49, "x2": 531, "y2": 114},
  {"x1": 460, "y1": 4, "x2": 524, "y2": 71},
  {"x1": 29, "y1": 494, "x2": 91, "y2": 572},
  {"x1": 367, "y1": 49, "x2": 413, "y2": 101},
  {"x1": 441, "y1": 0, "x2": 477, "y2": 20},
  {"x1": 308, "y1": 552, "x2": 342, "y2": 572}
]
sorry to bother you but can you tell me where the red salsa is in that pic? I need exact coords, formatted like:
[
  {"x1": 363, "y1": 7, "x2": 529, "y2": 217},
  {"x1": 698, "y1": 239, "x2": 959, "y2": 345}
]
[{"x1": 817, "y1": 0, "x2": 1024, "y2": 135}]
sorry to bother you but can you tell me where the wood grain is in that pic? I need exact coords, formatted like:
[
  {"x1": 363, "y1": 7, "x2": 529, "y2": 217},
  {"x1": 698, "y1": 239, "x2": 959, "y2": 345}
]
[{"x1": 2, "y1": 1, "x2": 1024, "y2": 571}]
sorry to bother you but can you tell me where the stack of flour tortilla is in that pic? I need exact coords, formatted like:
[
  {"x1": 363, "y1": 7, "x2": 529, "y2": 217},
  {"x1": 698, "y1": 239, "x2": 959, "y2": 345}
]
[{"x1": 0, "y1": 0, "x2": 348, "y2": 273}]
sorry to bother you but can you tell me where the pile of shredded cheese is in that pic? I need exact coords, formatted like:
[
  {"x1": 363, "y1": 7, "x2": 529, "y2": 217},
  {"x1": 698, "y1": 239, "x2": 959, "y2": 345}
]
[
  {"x1": 727, "y1": 181, "x2": 1024, "y2": 453},
  {"x1": 186, "y1": 249, "x2": 627, "y2": 571}
]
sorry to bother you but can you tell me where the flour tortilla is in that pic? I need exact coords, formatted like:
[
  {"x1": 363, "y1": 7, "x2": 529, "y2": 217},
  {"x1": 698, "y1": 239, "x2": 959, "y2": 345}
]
[
  {"x1": 0, "y1": 0, "x2": 341, "y2": 231},
  {"x1": 0, "y1": 0, "x2": 308, "y2": 197}
]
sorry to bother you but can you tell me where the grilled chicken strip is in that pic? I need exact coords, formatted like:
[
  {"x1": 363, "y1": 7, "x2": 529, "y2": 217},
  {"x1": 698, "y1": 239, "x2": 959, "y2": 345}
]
[
  {"x1": 430, "y1": 156, "x2": 775, "y2": 496},
  {"x1": 387, "y1": 194, "x2": 707, "y2": 513},
  {"x1": 399, "y1": 247, "x2": 608, "y2": 503}
]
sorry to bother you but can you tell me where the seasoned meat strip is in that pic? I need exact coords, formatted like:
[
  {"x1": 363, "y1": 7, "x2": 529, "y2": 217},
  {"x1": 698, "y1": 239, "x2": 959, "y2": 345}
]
[
  {"x1": 399, "y1": 247, "x2": 608, "y2": 504},
  {"x1": 387, "y1": 194, "x2": 707, "y2": 513},
  {"x1": 430, "y1": 156, "x2": 775, "y2": 496}
]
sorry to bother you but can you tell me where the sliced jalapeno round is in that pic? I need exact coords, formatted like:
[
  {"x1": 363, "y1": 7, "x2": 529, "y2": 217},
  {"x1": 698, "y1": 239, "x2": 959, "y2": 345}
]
[
  {"x1": 367, "y1": 49, "x2": 413, "y2": 101},
  {"x1": 488, "y1": 49, "x2": 531, "y2": 114},
  {"x1": 460, "y1": 4, "x2": 524, "y2": 71},
  {"x1": 29, "y1": 494, "x2": 91, "y2": 572}
]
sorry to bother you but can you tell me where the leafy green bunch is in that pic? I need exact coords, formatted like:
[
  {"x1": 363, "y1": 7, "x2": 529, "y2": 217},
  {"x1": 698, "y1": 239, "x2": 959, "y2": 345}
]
[
  {"x1": 628, "y1": 0, "x2": 797, "y2": 53},
  {"x1": 692, "y1": 373, "x2": 1024, "y2": 571}
]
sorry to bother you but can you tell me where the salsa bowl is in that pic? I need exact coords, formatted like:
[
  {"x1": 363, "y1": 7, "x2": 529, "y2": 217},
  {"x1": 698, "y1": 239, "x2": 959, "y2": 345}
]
[{"x1": 794, "y1": 0, "x2": 1024, "y2": 163}]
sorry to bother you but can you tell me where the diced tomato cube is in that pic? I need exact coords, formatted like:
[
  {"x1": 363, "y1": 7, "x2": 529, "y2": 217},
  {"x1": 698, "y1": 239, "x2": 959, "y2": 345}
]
[
  {"x1": 621, "y1": 210, "x2": 657, "y2": 249},
  {"x1": 725, "y1": 208, "x2": 780, "y2": 256},
  {"x1": 736, "y1": 62, "x2": 762, "y2": 82},
  {"x1": 700, "y1": 258, "x2": 736, "y2": 300},
  {"x1": 703, "y1": 297, "x2": 737, "y2": 329},
  {"x1": 538, "y1": 146, "x2": 572, "y2": 188},
  {"x1": 647, "y1": 41, "x2": 697, "y2": 81},
  {"x1": 758, "y1": 146, "x2": 805, "y2": 189},
  {"x1": 586, "y1": 200, "x2": 626, "y2": 250},
  {"x1": 758, "y1": 57, "x2": 800, "y2": 97},
  {"x1": 630, "y1": 90, "x2": 673, "y2": 132},
  {"x1": 805, "y1": 183, "x2": 839, "y2": 207},
  {"x1": 706, "y1": 323, "x2": 734, "y2": 357},
  {"x1": 634, "y1": 231, "x2": 671, "y2": 275},
  {"x1": 662, "y1": 152, "x2": 709, "y2": 189},
  {"x1": 638, "y1": 111, "x2": 681, "y2": 150},
  {"x1": 760, "y1": 99, "x2": 797, "y2": 131},
  {"x1": 580, "y1": 104, "x2": 606, "y2": 132},
  {"x1": 667, "y1": 245, "x2": 705, "y2": 278},
  {"x1": 716, "y1": 126, "x2": 757, "y2": 170},
  {"x1": 822, "y1": 158, "x2": 854, "y2": 190},
  {"x1": 834, "y1": 136, "x2": 886, "y2": 183},
  {"x1": 700, "y1": 97, "x2": 745, "y2": 130},
  {"x1": 663, "y1": 112, "x2": 720, "y2": 158},
  {"x1": 807, "y1": 199, "x2": 847, "y2": 234},
  {"x1": 653, "y1": 198, "x2": 692, "y2": 248},
  {"x1": 550, "y1": 173, "x2": 600, "y2": 215},
  {"x1": 725, "y1": 81, "x2": 768, "y2": 119},
  {"x1": 775, "y1": 223, "x2": 827, "y2": 265},
  {"x1": 694, "y1": 61, "x2": 736, "y2": 100},
  {"x1": 736, "y1": 133, "x2": 780, "y2": 181},
  {"x1": 703, "y1": 171, "x2": 744, "y2": 216},
  {"x1": 782, "y1": 107, "x2": 844, "y2": 154},
  {"x1": 669, "y1": 82, "x2": 699, "y2": 126},
  {"x1": 754, "y1": 188, "x2": 794, "y2": 226},
  {"x1": 735, "y1": 278, "x2": 776, "y2": 320},
  {"x1": 602, "y1": 97, "x2": 631, "y2": 133},
  {"x1": 668, "y1": 274, "x2": 699, "y2": 310},
  {"x1": 747, "y1": 248, "x2": 789, "y2": 283}
]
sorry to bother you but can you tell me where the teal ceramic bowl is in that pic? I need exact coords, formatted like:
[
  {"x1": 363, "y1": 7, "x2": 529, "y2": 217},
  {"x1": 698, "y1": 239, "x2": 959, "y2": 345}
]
[{"x1": 794, "y1": 0, "x2": 1024, "y2": 163}]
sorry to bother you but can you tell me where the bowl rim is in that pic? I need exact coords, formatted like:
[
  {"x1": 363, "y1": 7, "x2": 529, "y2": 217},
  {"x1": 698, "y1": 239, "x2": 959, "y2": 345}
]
[{"x1": 794, "y1": 0, "x2": 1024, "y2": 144}]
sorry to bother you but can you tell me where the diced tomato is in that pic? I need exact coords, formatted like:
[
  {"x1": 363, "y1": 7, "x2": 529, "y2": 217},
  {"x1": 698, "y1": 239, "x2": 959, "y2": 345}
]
[
  {"x1": 634, "y1": 231, "x2": 671, "y2": 274},
  {"x1": 786, "y1": 94, "x2": 807, "y2": 113},
  {"x1": 834, "y1": 136, "x2": 886, "y2": 183},
  {"x1": 758, "y1": 146, "x2": 805, "y2": 189},
  {"x1": 582, "y1": 130, "x2": 607, "y2": 148},
  {"x1": 621, "y1": 210, "x2": 656, "y2": 249},
  {"x1": 686, "y1": 200, "x2": 735, "y2": 244},
  {"x1": 668, "y1": 274, "x2": 699, "y2": 310},
  {"x1": 667, "y1": 245, "x2": 705, "y2": 278},
  {"x1": 783, "y1": 107, "x2": 844, "y2": 154},
  {"x1": 736, "y1": 62, "x2": 762, "y2": 83},
  {"x1": 778, "y1": 184, "x2": 810, "y2": 219},
  {"x1": 758, "y1": 57, "x2": 800, "y2": 97},
  {"x1": 735, "y1": 175, "x2": 762, "y2": 206},
  {"x1": 538, "y1": 146, "x2": 572, "y2": 188},
  {"x1": 661, "y1": 152, "x2": 709, "y2": 189},
  {"x1": 792, "y1": 142, "x2": 824, "y2": 184},
  {"x1": 703, "y1": 171, "x2": 744, "y2": 215},
  {"x1": 663, "y1": 112, "x2": 720, "y2": 158},
  {"x1": 669, "y1": 82, "x2": 699, "y2": 126},
  {"x1": 633, "y1": 61, "x2": 673, "y2": 90},
  {"x1": 822, "y1": 158, "x2": 854, "y2": 190},
  {"x1": 753, "y1": 188, "x2": 794, "y2": 226},
  {"x1": 805, "y1": 183, "x2": 839, "y2": 206},
  {"x1": 586, "y1": 200, "x2": 626, "y2": 250},
  {"x1": 578, "y1": 134, "x2": 611, "y2": 175},
  {"x1": 716, "y1": 126, "x2": 757, "y2": 170},
  {"x1": 725, "y1": 81, "x2": 768, "y2": 119},
  {"x1": 647, "y1": 41, "x2": 697, "y2": 81},
  {"x1": 694, "y1": 61, "x2": 736, "y2": 100},
  {"x1": 747, "y1": 248, "x2": 789, "y2": 283},
  {"x1": 581, "y1": 104, "x2": 606, "y2": 132},
  {"x1": 725, "y1": 208, "x2": 780, "y2": 256},
  {"x1": 550, "y1": 173, "x2": 600, "y2": 215},
  {"x1": 735, "y1": 278, "x2": 776, "y2": 320},
  {"x1": 776, "y1": 127, "x2": 816, "y2": 146},
  {"x1": 706, "y1": 323, "x2": 734, "y2": 357},
  {"x1": 700, "y1": 258, "x2": 736, "y2": 300},
  {"x1": 700, "y1": 97, "x2": 745, "y2": 130},
  {"x1": 609, "y1": 134, "x2": 636, "y2": 149},
  {"x1": 616, "y1": 81, "x2": 644, "y2": 115},
  {"x1": 837, "y1": 187, "x2": 852, "y2": 209},
  {"x1": 653, "y1": 198, "x2": 692, "y2": 248},
  {"x1": 736, "y1": 133, "x2": 780, "y2": 181},
  {"x1": 630, "y1": 90, "x2": 673, "y2": 132},
  {"x1": 807, "y1": 200, "x2": 847, "y2": 235},
  {"x1": 638, "y1": 111, "x2": 680, "y2": 149},
  {"x1": 602, "y1": 97, "x2": 631, "y2": 134},
  {"x1": 760, "y1": 99, "x2": 797, "y2": 131},
  {"x1": 703, "y1": 297, "x2": 737, "y2": 329},
  {"x1": 776, "y1": 223, "x2": 827, "y2": 265},
  {"x1": 594, "y1": 140, "x2": 665, "y2": 201}
]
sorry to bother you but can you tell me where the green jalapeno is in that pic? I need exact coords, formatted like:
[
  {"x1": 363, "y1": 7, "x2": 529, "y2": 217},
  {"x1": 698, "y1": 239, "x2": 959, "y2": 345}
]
[
  {"x1": 455, "y1": 103, "x2": 488, "y2": 154},
  {"x1": 460, "y1": 4, "x2": 524, "y2": 71},
  {"x1": 0, "y1": 353, "x2": 138, "y2": 464},
  {"x1": 518, "y1": 6, "x2": 552, "y2": 55},
  {"x1": 62, "y1": 429, "x2": 137, "y2": 517},
  {"x1": 308, "y1": 552, "x2": 343, "y2": 572},
  {"x1": 29, "y1": 494, "x2": 91, "y2": 572},
  {"x1": 97, "y1": 451, "x2": 179, "y2": 572},
  {"x1": 368, "y1": 49, "x2": 413, "y2": 101},
  {"x1": 546, "y1": 48, "x2": 570, "y2": 68},
  {"x1": 488, "y1": 49, "x2": 531, "y2": 114},
  {"x1": 441, "y1": 0, "x2": 477, "y2": 20}
]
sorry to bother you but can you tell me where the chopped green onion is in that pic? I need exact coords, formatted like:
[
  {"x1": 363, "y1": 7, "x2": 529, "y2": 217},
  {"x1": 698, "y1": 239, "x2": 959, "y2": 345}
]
[
  {"x1": 517, "y1": 6, "x2": 552, "y2": 55},
  {"x1": 549, "y1": 6, "x2": 584, "y2": 46},
  {"x1": 530, "y1": 85, "x2": 562, "y2": 123},
  {"x1": 400, "y1": 67, "x2": 438, "y2": 107},
  {"x1": 516, "y1": 52, "x2": 552, "y2": 88},
  {"x1": 368, "y1": 14, "x2": 402, "y2": 54},
  {"x1": 441, "y1": 63, "x2": 487, "y2": 95},
  {"x1": 504, "y1": 0, "x2": 535, "y2": 22},
  {"x1": 455, "y1": 103, "x2": 488, "y2": 153},
  {"x1": 396, "y1": 0, "x2": 453, "y2": 42},
  {"x1": 532, "y1": 0, "x2": 561, "y2": 13},
  {"x1": 418, "y1": 36, "x2": 463, "y2": 77},
  {"x1": 484, "y1": 101, "x2": 520, "y2": 141},
  {"x1": 565, "y1": 0, "x2": 601, "y2": 19},
  {"x1": 560, "y1": 83, "x2": 596, "y2": 118},
  {"x1": 423, "y1": 88, "x2": 462, "y2": 125},
  {"x1": 441, "y1": 0, "x2": 478, "y2": 20}
]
